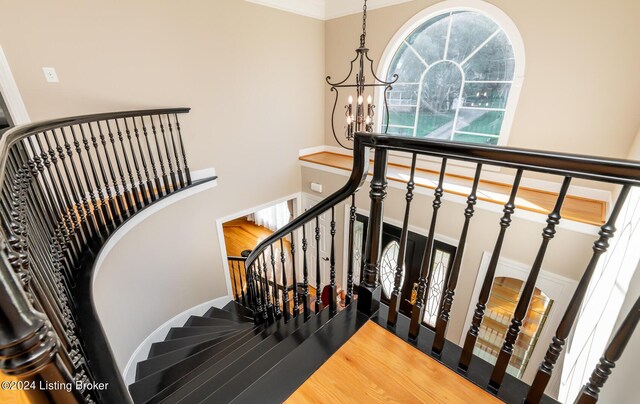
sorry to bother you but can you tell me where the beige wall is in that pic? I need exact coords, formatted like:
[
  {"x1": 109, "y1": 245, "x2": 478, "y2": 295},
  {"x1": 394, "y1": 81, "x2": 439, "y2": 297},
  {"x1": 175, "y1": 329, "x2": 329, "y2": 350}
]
[
  {"x1": 302, "y1": 165, "x2": 595, "y2": 342},
  {"x1": 0, "y1": 0, "x2": 325, "y2": 369},
  {"x1": 325, "y1": 0, "x2": 640, "y2": 159},
  {"x1": 0, "y1": 0, "x2": 325, "y2": 207}
]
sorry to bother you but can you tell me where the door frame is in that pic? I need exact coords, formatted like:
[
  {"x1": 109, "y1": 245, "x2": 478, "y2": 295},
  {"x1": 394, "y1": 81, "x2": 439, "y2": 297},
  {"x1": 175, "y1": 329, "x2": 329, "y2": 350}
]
[
  {"x1": 0, "y1": 45, "x2": 30, "y2": 126},
  {"x1": 215, "y1": 192, "x2": 302, "y2": 300},
  {"x1": 460, "y1": 251, "x2": 578, "y2": 387}
]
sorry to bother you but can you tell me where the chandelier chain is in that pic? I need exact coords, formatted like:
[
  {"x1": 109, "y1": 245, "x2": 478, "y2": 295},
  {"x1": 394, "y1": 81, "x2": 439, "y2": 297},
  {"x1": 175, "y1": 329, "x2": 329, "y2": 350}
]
[{"x1": 360, "y1": 0, "x2": 368, "y2": 47}]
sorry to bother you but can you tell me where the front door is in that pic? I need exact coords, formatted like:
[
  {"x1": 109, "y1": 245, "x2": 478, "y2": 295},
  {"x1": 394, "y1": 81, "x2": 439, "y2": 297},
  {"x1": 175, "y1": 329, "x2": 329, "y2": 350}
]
[{"x1": 355, "y1": 214, "x2": 456, "y2": 327}]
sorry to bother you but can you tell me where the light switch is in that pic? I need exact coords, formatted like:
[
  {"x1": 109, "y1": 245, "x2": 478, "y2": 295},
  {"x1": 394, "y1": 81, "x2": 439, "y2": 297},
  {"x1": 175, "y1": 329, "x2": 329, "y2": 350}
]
[
  {"x1": 311, "y1": 182, "x2": 323, "y2": 193},
  {"x1": 42, "y1": 67, "x2": 59, "y2": 83}
]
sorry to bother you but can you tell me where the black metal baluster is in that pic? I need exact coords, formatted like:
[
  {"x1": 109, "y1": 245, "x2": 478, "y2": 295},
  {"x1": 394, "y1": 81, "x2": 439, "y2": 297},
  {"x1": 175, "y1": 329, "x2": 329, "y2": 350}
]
[
  {"x1": 270, "y1": 245, "x2": 282, "y2": 320},
  {"x1": 173, "y1": 113, "x2": 191, "y2": 185},
  {"x1": 329, "y1": 206, "x2": 337, "y2": 316},
  {"x1": 79, "y1": 124, "x2": 113, "y2": 233},
  {"x1": 280, "y1": 239, "x2": 290, "y2": 323},
  {"x1": 96, "y1": 121, "x2": 127, "y2": 221},
  {"x1": 29, "y1": 136, "x2": 79, "y2": 262},
  {"x1": 290, "y1": 231, "x2": 299, "y2": 318},
  {"x1": 230, "y1": 260, "x2": 240, "y2": 303},
  {"x1": 526, "y1": 184, "x2": 632, "y2": 403},
  {"x1": 105, "y1": 120, "x2": 136, "y2": 216},
  {"x1": 69, "y1": 126, "x2": 107, "y2": 237},
  {"x1": 166, "y1": 114, "x2": 185, "y2": 188},
  {"x1": 262, "y1": 253, "x2": 274, "y2": 323},
  {"x1": 158, "y1": 115, "x2": 178, "y2": 190},
  {"x1": 409, "y1": 158, "x2": 447, "y2": 339},
  {"x1": 149, "y1": 115, "x2": 170, "y2": 195},
  {"x1": 432, "y1": 163, "x2": 482, "y2": 355},
  {"x1": 114, "y1": 119, "x2": 144, "y2": 209},
  {"x1": 302, "y1": 223, "x2": 311, "y2": 320},
  {"x1": 574, "y1": 296, "x2": 639, "y2": 404},
  {"x1": 129, "y1": 118, "x2": 154, "y2": 205},
  {"x1": 388, "y1": 154, "x2": 417, "y2": 327},
  {"x1": 314, "y1": 216, "x2": 322, "y2": 313},
  {"x1": 358, "y1": 148, "x2": 389, "y2": 316},
  {"x1": 459, "y1": 169, "x2": 523, "y2": 372},
  {"x1": 48, "y1": 130, "x2": 90, "y2": 243},
  {"x1": 346, "y1": 194, "x2": 356, "y2": 306},
  {"x1": 138, "y1": 117, "x2": 161, "y2": 201},
  {"x1": 488, "y1": 176, "x2": 572, "y2": 392}
]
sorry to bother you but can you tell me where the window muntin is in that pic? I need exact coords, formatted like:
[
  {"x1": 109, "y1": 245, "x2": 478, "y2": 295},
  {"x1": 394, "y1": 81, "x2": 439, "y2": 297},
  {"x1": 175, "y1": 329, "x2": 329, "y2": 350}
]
[{"x1": 383, "y1": 10, "x2": 517, "y2": 146}]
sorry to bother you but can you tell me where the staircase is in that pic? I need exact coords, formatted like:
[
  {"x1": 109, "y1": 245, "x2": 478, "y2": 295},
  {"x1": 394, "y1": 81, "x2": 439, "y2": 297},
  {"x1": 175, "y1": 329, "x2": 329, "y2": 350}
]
[
  {"x1": 128, "y1": 301, "x2": 367, "y2": 403},
  {"x1": 0, "y1": 109, "x2": 639, "y2": 404}
]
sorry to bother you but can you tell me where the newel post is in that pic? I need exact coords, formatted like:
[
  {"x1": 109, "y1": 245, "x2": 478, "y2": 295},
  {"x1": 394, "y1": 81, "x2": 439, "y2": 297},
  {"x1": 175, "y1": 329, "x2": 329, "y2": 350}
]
[
  {"x1": 0, "y1": 251, "x2": 78, "y2": 403},
  {"x1": 357, "y1": 147, "x2": 388, "y2": 316}
]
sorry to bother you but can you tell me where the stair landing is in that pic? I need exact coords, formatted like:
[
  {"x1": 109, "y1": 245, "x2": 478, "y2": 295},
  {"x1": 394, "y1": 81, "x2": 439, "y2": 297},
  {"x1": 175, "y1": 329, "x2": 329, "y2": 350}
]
[{"x1": 286, "y1": 320, "x2": 502, "y2": 404}]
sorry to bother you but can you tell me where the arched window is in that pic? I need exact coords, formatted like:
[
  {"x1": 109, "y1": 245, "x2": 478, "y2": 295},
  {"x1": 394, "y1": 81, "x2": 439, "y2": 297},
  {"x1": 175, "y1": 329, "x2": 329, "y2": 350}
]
[{"x1": 379, "y1": 2, "x2": 524, "y2": 146}]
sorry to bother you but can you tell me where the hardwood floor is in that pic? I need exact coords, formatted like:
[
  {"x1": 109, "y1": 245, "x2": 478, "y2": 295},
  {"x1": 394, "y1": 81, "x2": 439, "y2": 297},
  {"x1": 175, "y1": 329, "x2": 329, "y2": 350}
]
[
  {"x1": 286, "y1": 321, "x2": 502, "y2": 404},
  {"x1": 300, "y1": 151, "x2": 605, "y2": 226},
  {"x1": 0, "y1": 374, "x2": 30, "y2": 404}
]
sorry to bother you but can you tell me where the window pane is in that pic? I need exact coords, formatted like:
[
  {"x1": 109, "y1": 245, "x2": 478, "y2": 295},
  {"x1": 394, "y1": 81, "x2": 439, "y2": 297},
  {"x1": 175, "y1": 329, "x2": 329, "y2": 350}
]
[
  {"x1": 455, "y1": 109, "x2": 505, "y2": 135},
  {"x1": 463, "y1": 30, "x2": 515, "y2": 81},
  {"x1": 387, "y1": 125, "x2": 414, "y2": 137},
  {"x1": 453, "y1": 132, "x2": 498, "y2": 145},
  {"x1": 380, "y1": 241, "x2": 401, "y2": 299},
  {"x1": 423, "y1": 249, "x2": 451, "y2": 326},
  {"x1": 462, "y1": 82, "x2": 511, "y2": 109},
  {"x1": 416, "y1": 61, "x2": 462, "y2": 139},
  {"x1": 387, "y1": 42, "x2": 427, "y2": 84},
  {"x1": 388, "y1": 83, "x2": 419, "y2": 107},
  {"x1": 406, "y1": 13, "x2": 451, "y2": 65},
  {"x1": 447, "y1": 11, "x2": 499, "y2": 63}
]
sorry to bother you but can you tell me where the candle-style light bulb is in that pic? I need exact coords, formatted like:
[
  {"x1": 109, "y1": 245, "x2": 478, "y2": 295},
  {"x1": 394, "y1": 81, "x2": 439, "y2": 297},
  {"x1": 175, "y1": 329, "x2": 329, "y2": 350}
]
[
  {"x1": 348, "y1": 95, "x2": 353, "y2": 105},
  {"x1": 358, "y1": 95, "x2": 363, "y2": 105},
  {"x1": 367, "y1": 95, "x2": 372, "y2": 105},
  {"x1": 347, "y1": 116, "x2": 352, "y2": 125},
  {"x1": 365, "y1": 116, "x2": 371, "y2": 125}
]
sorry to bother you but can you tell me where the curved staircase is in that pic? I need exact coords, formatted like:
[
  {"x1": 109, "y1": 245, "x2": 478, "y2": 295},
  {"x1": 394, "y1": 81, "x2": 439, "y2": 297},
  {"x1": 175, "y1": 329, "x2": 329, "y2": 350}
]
[{"x1": 128, "y1": 301, "x2": 367, "y2": 403}]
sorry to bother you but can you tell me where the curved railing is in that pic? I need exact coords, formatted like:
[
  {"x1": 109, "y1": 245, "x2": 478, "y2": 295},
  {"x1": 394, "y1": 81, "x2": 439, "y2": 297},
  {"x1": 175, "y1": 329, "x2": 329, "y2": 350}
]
[
  {"x1": 0, "y1": 108, "x2": 201, "y2": 403},
  {"x1": 243, "y1": 132, "x2": 640, "y2": 403}
]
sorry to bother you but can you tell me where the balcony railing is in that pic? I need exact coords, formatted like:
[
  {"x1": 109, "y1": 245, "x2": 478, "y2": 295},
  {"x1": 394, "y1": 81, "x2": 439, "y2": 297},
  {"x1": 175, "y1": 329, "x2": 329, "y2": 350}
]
[
  {"x1": 244, "y1": 132, "x2": 640, "y2": 404},
  {"x1": 0, "y1": 108, "x2": 207, "y2": 403}
]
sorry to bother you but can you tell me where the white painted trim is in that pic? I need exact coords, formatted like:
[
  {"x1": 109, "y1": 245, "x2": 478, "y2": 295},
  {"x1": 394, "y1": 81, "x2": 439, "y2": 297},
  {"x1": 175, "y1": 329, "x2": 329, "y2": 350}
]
[
  {"x1": 299, "y1": 144, "x2": 352, "y2": 157},
  {"x1": 214, "y1": 192, "x2": 303, "y2": 300},
  {"x1": 92, "y1": 177, "x2": 218, "y2": 294},
  {"x1": 375, "y1": 0, "x2": 526, "y2": 147},
  {"x1": 244, "y1": 0, "x2": 415, "y2": 21},
  {"x1": 460, "y1": 252, "x2": 578, "y2": 387},
  {"x1": 325, "y1": 0, "x2": 416, "y2": 20},
  {"x1": 191, "y1": 167, "x2": 217, "y2": 181},
  {"x1": 245, "y1": 0, "x2": 326, "y2": 20},
  {"x1": 122, "y1": 295, "x2": 232, "y2": 385},
  {"x1": 0, "y1": 45, "x2": 30, "y2": 125}
]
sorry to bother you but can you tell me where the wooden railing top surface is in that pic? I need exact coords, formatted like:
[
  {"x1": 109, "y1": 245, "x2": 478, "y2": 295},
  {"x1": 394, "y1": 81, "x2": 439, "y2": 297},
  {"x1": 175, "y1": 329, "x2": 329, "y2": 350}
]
[{"x1": 300, "y1": 151, "x2": 606, "y2": 226}]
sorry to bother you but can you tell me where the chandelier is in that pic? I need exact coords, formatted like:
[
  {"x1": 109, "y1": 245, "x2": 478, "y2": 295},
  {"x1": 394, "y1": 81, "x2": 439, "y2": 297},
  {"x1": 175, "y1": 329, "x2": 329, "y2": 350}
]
[{"x1": 326, "y1": 0, "x2": 398, "y2": 149}]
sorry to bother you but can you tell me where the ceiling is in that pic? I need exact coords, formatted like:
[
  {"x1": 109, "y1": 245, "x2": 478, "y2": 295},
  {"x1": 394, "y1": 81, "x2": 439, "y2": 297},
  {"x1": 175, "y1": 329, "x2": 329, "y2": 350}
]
[{"x1": 245, "y1": 0, "x2": 415, "y2": 20}]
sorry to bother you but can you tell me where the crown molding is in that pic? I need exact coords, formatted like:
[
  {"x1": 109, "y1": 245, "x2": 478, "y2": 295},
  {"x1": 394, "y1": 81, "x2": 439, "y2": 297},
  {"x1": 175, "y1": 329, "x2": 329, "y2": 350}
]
[
  {"x1": 245, "y1": 0, "x2": 415, "y2": 21},
  {"x1": 245, "y1": 0, "x2": 326, "y2": 20}
]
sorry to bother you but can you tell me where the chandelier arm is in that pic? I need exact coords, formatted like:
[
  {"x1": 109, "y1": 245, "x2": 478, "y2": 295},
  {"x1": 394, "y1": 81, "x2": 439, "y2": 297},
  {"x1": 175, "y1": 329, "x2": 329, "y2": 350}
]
[
  {"x1": 329, "y1": 87, "x2": 354, "y2": 150},
  {"x1": 364, "y1": 51, "x2": 399, "y2": 85},
  {"x1": 383, "y1": 85, "x2": 393, "y2": 134},
  {"x1": 326, "y1": 53, "x2": 360, "y2": 86}
]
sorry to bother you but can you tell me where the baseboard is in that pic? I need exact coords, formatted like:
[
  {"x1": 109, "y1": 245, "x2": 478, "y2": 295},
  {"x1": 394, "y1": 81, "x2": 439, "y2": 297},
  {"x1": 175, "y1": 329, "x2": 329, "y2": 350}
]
[{"x1": 122, "y1": 295, "x2": 233, "y2": 386}]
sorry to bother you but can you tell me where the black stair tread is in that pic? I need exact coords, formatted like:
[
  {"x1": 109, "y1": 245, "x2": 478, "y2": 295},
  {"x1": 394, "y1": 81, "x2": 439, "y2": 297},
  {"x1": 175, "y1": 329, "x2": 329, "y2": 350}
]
[
  {"x1": 148, "y1": 314, "x2": 309, "y2": 404},
  {"x1": 203, "y1": 306, "x2": 253, "y2": 322},
  {"x1": 167, "y1": 310, "x2": 331, "y2": 403},
  {"x1": 223, "y1": 300, "x2": 255, "y2": 319},
  {"x1": 230, "y1": 304, "x2": 367, "y2": 403},
  {"x1": 148, "y1": 331, "x2": 241, "y2": 358},
  {"x1": 135, "y1": 328, "x2": 254, "y2": 381},
  {"x1": 129, "y1": 322, "x2": 275, "y2": 403},
  {"x1": 165, "y1": 326, "x2": 244, "y2": 340},
  {"x1": 184, "y1": 315, "x2": 247, "y2": 327}
]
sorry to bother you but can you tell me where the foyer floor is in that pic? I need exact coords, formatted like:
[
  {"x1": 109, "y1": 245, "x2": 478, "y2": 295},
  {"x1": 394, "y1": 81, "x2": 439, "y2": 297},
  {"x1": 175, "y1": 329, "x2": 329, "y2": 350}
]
[{"x1": 286, "y1": 320, "x2": 502, "y2": 404}]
